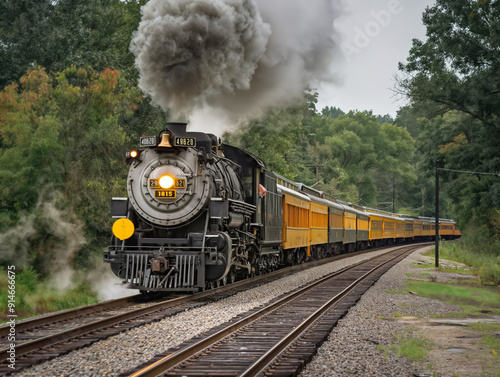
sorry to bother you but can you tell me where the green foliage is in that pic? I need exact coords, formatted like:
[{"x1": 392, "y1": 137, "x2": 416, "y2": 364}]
[
  {"x1": 321, "y1": 106, "x2": 344, "y2": 119},
  {"x1": 398, "y1": 0, "x2": 500, "y2": 230},
  {"x1": 224, "y1": 106, "x2": 305, "y2": 179},
  {"x1": 406, "y1": 280, "x2": 500, "y2": 310},
  {"x1": 0, "y1": 66, "x2": 141, "y2": 274},
  {"x1": 439, "y1": 231, "x2": 500, "y2": 285},
  {"x1": 0, "y1": 266, "x2": 98, "y2": 321},
  {"x1": 0, "y1": 0, "x2": 145, "y2": 89},
  {"x1": 378, "y1": 329, "x2": 434, "y2": 363},
  {"x1": 225, "y1": 107, "x2": 416, "y2": 208},
  {"x1": 399, "y1": 0, "x2": 500, "y2": 122},
  {"x1": 15, "y1": 267, "x2": 38, "y2": 293}
]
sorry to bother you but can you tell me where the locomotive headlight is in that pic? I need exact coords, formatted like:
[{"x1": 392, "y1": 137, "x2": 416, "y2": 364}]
[
  {"x1": 159, "y1": 175, "x2": 175, "y2": 189},
  {"x1": 125, "y1": 150, "x2": 141, "y2": 165}
]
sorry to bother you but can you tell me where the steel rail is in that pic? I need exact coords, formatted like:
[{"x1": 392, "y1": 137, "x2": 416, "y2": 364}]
[
  {"x1": 240, "y1": 245, "x2": 420, "y2": 377},
  {"x1": 0, "y1": 249, "x2": 357, "y2": 368},
  {"x1": 126, "y1": 244, "x2": 421, "y2": 377},
  {"x1": 0, "y1": 295, "x2": 140, "y2": 336},
  {"x1": 0, "y1": 248, "x2": 360, "y2": 366}
]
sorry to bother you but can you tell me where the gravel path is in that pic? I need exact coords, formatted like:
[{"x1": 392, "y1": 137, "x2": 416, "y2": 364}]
[
  {"x1": 18, "y1": 247, "x2": 457, "y2": 377},
  {"x1": 299, "y1": 248, "x2": 462, "y2": 377}
]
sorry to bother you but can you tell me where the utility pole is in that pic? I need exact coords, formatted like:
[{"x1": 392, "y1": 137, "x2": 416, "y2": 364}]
[
  {"x1": 421, "y1": 187, "x2": 426, "y2": 216},
  {"x1": 435, "y1": 160, "x2": 440, "y2": 268},
  {"x1": 392, "y1": 181, "x2": 396, "y2": 213}
]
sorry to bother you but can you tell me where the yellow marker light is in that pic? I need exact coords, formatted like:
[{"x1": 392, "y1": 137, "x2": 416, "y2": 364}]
[
  {"x1": 130, "y1": 150, "x2": 138, "y2": 158},
  {"x1": 159, "y1": 175, "x2": 175, "y2": 189},
  {"x1": 112, "y1": 218, "x2": 135, "y2": 240}
]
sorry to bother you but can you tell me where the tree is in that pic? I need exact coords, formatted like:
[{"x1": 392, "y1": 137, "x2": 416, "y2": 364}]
[
  {"x1": 0, "y1": 0, "x2": 145, "y2": 89},
  {"x1": 416, "y1": 111, "x2": 500, "y2": 226},
  {"x1": 322, "y1": 111, "x2": 416, "y2": 206},
  {"x1": 223, "y1": 106, "x2": 305, "y2": 179},
  {"x1": 398, "y1": 0, "x2": 500, "y2": 123},
  {"x1": 321, "y1": 106, "x2": 345, "y2": 119},
  {"x1": 0, "y1": 66, "x2": 141, "y2": 272},
  {"x1": 397, "y1": 0, "x2": 500, "y2": 231},
  {"x1": 225, "y1": 107, "x2": 417, "y2": 209}
]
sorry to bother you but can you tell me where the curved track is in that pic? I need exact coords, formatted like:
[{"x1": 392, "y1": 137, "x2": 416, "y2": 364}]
[
  {"x1": 0, "y1": 247, "x2": 374, "y2": 375},
  {"x1": 0, "y1": 244, "x2": 426, "y2": 375},
  {"x1": 123, "y1": 244, "x2": 423, "y2": 377}
]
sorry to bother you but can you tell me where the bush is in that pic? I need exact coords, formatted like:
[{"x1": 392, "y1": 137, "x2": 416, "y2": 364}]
[
  {"x1": 439, "y1": 225, "x2": 500, "y2": 285},
  {"x1": 0, "y1": 266, "x2": 99, "y2": 321}
]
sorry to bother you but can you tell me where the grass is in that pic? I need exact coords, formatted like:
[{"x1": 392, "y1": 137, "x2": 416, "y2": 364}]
[
  {"x1": 378, "y1": 329, "x2": 435, "y2": 362},
  {"x1": 384, "y1": 233, "x2": 500, "y2": 375},
  {"x1": 435, "y1": 230, "x2": 500, "y2": 285},
  {"x1": 0, "y1": 266, "x2": 99, "y2": 323},
  {"x1": 403, "y1": 280, "x2": 500, "y2": 316},
  {"x1": 468, "y1": 323, "x2": 500, "y2": 353}
]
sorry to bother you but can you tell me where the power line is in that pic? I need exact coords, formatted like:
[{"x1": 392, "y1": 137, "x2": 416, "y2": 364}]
[{"x1": 437, "y1": 167, "x2": 500, "y2": 176}]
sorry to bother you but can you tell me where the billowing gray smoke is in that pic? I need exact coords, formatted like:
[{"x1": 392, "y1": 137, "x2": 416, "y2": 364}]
[{"x1": 131, "y1": 0, "x2": 340, "y2": 122}]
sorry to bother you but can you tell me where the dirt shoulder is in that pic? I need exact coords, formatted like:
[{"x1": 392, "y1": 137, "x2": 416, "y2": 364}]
[
  {"x1": 394, "y1": 252, "x2": 500, "y2": 376},
  {"x1": 396, "y1": 316, "x2": 500, "y2": 376}
]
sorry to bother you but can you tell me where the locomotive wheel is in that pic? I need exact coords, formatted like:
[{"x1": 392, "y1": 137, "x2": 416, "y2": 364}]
[{"x1": 256, "y1": 257, "x2": 265, "y2": 276}]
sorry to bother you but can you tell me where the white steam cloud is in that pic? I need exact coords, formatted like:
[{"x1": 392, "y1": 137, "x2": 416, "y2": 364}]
[
  {"x1": 0, "y1": 193, "x2": 86, "y2": 291},
  {"x1": 131, "y1": 0, "x2": 342, "y2": 126},
  {"x1": 42, "y1": 199, "x2": 86, "y2": 291},
  {"x1": 0, "y1": 213, "x2": 37, "y2": 268}
]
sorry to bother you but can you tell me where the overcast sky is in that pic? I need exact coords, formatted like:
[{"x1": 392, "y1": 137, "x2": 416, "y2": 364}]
[{"x1": 316, "y1": 0, "x2": 436, "y2": 117}]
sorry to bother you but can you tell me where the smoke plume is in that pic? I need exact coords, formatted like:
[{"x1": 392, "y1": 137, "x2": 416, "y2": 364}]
[{"x1": 131, "y1": 0, "x2": 341, "y2": 124}]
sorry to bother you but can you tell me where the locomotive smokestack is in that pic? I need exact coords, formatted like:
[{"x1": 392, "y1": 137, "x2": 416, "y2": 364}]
[{"x1": 165, "y1": 122, "x2": 187, "y2": 135}]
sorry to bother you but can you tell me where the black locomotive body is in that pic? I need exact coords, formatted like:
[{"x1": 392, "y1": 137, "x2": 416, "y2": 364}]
[{"x1": 104, "y1": 123, "x2": 282, "y2": 292}]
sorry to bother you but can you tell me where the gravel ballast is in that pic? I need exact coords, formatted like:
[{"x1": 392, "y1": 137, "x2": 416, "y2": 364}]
[
  {"x1": 299, "y1": 248, "x2": 462, "y2": 377},
  {"x1": 18, "y1": 247, "x2": 459, "y2": 377}
]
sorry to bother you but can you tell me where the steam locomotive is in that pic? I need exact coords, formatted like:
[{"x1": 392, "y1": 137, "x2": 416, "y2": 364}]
[{"x1": 104, "y1": 122, "x2": 460, "y2": 292}]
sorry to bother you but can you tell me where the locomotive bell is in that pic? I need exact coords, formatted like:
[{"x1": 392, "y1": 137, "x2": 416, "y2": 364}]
[{"x1": 158, "y1": 133, "x2": 173, "y2": 148}]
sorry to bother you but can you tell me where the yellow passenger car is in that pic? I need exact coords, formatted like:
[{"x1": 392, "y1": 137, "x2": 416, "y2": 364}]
[
  {"x1": 404, "y1": 218, "x2": 414, "y2": 241},
  {"x1": 279, "y1": 185, "x2": 311, "y2": 254},
  {"x1": 395, "y1": 217, "x2": 405, "y2": 240},
  {"x1": 309, "y1": 197, "x2": 329, "y2": 256},
  {"x1": 383, "y1": 215, "x2": 396, "y2": 241},
  {"x1": 352, "y1": 207, "x2": 369, "y2": 250},
  {"x1": 413, "y1": 218, "x2": 424, "y2": 240},
  {"x1": 439, "y1": 219, "x2": 457, "y2": 240},
  {"x1": 342, "y1": 205, "x2": 357, "y2": 252},
  {"x1": 421, "y1": 217, "x2": 433, "y2": 239},
  {"x1": 369, "y1": 213, "x2": 384, "y2": 243}
]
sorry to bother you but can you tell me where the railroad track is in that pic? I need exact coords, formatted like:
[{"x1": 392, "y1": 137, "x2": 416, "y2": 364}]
[
  {"x1": 0, "y1": 293, "x2": 187, "y2": 374},
  {"x1": 0, "y1": 244, "x2": 426, "y2": 375},
  {"x1": 0, "y1": 247, "x2": 372, "y2": 375},
  {"x1": 122, "y1": 244, "x2": 422, "y2": 377}
]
